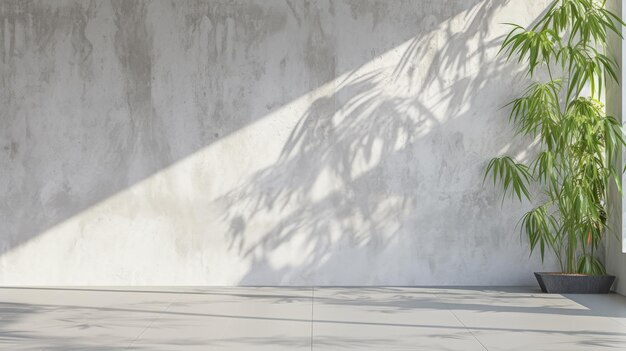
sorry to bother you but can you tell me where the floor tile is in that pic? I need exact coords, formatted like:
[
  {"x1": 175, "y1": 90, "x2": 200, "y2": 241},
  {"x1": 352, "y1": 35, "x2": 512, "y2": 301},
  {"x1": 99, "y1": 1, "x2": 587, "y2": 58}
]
[
  {"x1": 448, "y1": 288, "x2": 626, "y2": 350},
  {"x1": 311, "y1": 287, "x2": 486, "y2": 350},
  {"x1": 0, "y1": 287, "x2": 175, "y2": 350},
  {"x1": 130, "y1": 287, "x2": 312, "y2": 350}
]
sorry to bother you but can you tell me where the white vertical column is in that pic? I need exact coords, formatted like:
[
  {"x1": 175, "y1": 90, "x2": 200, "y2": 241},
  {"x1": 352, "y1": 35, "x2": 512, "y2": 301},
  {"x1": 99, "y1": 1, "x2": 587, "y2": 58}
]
[
  {"x1": 622, "y1": 0, "x2": 626, "y2": 253},
  {"x1": 605, "y1": 0, "x2": 626, "y2": 294}
]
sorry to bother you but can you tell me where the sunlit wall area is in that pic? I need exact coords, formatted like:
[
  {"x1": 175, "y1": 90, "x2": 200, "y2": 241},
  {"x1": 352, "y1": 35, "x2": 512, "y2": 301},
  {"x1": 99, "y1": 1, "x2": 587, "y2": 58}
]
[{"x1": 0, "y1": 0, "x2": 557, "y2": 285}]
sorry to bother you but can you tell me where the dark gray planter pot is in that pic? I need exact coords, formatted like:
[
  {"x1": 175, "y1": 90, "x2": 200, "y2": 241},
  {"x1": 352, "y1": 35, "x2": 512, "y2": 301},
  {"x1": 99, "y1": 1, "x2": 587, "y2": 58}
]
[{"x1": 534, "y1": 272, "x2": 615, "y2": 294}]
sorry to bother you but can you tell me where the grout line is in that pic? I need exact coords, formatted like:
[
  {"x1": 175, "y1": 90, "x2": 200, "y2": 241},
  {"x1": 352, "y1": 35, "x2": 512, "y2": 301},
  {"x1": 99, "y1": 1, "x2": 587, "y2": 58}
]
[
  {"x1": 125, "y1": 298, "x2": 175, "y2": 350},
  {"x1": 449, "y1": 310, "x2": 489, "y2": 351},
  {"x1": 310, "y1": 286, "x2": 314, "y2": 351}
]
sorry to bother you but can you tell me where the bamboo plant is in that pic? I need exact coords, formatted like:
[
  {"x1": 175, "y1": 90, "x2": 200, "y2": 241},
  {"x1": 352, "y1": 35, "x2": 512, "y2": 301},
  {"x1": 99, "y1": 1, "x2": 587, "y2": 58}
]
[{"x1": 486, "y1": 0, "x2": 626, "y2": 274}]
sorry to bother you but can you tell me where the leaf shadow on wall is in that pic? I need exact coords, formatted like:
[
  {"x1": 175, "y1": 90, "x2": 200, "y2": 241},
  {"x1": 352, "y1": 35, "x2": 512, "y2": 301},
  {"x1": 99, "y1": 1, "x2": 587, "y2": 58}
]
[{"x1": 217, "y1": 0, "x2": 546, "y2": 285}]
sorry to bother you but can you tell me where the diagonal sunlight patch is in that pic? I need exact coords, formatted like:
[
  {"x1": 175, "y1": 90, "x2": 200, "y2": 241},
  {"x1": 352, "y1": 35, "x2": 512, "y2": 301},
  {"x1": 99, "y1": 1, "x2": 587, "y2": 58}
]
[{"x1": 0, "y1": 0, "x2": 557, "y2": 285}]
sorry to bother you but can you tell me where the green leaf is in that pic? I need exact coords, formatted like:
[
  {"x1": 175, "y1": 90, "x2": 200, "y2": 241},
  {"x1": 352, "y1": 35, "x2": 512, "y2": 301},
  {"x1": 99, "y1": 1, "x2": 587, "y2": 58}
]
[{"x1": 484, "y1": 156, "x2": 532, "y2": 202}]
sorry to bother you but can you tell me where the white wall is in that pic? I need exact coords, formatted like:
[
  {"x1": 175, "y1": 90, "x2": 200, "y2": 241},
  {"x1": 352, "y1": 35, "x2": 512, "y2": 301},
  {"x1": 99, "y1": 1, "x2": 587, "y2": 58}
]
[
  {"x1": 0, "y1": 0, "x2": 557, "y2": 285},
  {"x1": 606, "y1": 0, "x2": 626, "y2": 295}
]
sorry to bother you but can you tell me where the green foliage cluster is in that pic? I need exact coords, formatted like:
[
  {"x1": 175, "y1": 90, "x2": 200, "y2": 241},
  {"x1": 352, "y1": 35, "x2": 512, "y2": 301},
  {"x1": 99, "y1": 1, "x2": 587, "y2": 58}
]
[{"x1": 486, "y1": 0, "x2": 626, "y2": 274}]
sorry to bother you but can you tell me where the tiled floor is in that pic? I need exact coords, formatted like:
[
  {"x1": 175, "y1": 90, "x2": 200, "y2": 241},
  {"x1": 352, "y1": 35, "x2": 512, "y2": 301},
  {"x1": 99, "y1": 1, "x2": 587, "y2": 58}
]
[{"x1": 0, "y1": 287, "x2": 625, "y2": 350}]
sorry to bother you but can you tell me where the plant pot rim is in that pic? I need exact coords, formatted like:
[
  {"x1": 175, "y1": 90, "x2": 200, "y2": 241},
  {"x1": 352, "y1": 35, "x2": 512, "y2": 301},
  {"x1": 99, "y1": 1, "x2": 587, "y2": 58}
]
[{"x1": 535, "y1": 272, "x2": 615, "y2": 277}]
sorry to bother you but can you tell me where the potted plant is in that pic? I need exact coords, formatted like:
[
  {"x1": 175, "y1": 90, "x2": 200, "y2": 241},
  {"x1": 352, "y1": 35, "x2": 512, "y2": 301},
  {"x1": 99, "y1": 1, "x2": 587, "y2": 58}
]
[{"x1": 486, "y1": 0, "x2": 626, "y2": 293}]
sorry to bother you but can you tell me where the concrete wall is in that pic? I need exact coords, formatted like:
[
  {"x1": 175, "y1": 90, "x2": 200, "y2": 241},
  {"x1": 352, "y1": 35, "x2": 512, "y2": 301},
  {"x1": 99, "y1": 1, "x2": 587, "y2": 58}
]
[{"x1": 0, "y1": 0, "x2": 557, "y2": 285}]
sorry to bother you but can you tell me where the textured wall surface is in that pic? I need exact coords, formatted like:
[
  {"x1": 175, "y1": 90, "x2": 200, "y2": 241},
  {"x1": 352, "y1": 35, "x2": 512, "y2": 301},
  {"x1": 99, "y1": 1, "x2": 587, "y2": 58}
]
[{"x1": 0, "y1": 0, "x2": 558, "y2": 285}]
